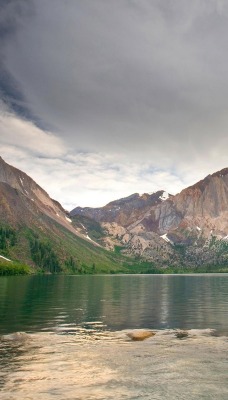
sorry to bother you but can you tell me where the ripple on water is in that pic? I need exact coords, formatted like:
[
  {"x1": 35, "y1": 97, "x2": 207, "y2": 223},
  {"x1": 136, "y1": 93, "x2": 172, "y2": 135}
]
[{"x1": 0, "y1": 329, "x2": 228, "y2": 399}]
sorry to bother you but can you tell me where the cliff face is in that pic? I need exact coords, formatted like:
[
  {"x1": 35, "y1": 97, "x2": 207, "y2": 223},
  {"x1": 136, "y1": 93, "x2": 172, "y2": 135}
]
[
  {"x1": 71, "y1": 190, "x2": 172, "y2": 227},
  {"x1": 71, "y1": 168, "x2": 228, "y2": 267},
  {"x1": 173, "y1": 169, "x2": 228, "y2": 235},
  {"x1": 129, "y1": 169, "x2": 228, "y2": 238}
]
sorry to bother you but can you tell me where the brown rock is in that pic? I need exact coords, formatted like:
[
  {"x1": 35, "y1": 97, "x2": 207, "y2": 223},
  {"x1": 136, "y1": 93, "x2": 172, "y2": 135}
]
[{"x1": 127, "y1": 330, "x2": 156, "y2": 341}]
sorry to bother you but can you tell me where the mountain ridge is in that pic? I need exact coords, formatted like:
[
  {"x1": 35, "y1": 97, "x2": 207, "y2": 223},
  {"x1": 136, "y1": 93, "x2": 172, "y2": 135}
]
[
  {"x1": 70, "y1": 167, "x2": 228, "y2": 269},
  {"x1": 1, "y1": 155, "x2": 228, "y2": 272}
]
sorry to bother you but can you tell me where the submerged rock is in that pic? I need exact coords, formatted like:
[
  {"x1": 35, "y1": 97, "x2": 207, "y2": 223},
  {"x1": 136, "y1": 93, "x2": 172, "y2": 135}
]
[
  {"x1": 175, "y1": 330, "x2": 189, "y2": 339},
  {"x1": 1, "y1": 332, "x2": 30, "y2": 341},
  {"x1": 127, "y1": 330, "x2": 156, "y2": 341}
]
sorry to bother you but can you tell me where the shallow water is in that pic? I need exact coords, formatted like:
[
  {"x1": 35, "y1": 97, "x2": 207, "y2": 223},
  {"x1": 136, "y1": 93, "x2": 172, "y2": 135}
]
[
  {"x1": 0, "y1": 274, "x2": 228, "y2": 399},
  {"x1": 0, "y1": 329, "x2": 228, "y2": 399}
]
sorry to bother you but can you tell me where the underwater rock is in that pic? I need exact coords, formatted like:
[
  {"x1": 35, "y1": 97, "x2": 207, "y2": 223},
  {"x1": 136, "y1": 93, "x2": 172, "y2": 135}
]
[
  {"x1": 175, "y1": 330, "x2": 189, "y2": 339},
  {"x1": 127, "y1": 330, "x2": 156, "y2": 341},
  {"x1": 1, "y1": 332, "x2": 30, "y2": 341}
]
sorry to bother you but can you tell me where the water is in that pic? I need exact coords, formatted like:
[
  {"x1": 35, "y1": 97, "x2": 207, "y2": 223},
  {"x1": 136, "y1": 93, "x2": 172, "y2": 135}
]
[{"x1": 0, "y1": 274, "x2": 228, "y2": 399}]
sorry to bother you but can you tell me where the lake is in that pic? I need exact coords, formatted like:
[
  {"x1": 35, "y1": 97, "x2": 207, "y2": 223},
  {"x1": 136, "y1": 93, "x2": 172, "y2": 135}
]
[{"x1": 0, "y1": 274, "x2": 228, "y2": 399}]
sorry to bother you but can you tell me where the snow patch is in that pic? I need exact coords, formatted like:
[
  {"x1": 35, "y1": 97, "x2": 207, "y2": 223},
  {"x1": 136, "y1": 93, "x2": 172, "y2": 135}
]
[
  {"x1": 19, "y1": 177, "x2": 23, "y2": 186},
  {"x1": 0, "y1": 255, "x2": 12, "y2": 262},
  {"x1": 56, "y1": 213, "x2": 60, "y2": 217},
  {"x1": 65, "y1": 216, "x2": 72, "y2": 223},
  {"x1": 196, "y1": 226, "x2": 201, "y2": 231},
  {"x1": 160, "y1": 233, "x2": 171, "y2": 243},
  {"x1": 80, "y1": 224, "x2": 98, "y2": 244},
  {"x1": 159, "y1": 191, "x2": 169, "y2": 201},
  {"x1": 223, "y1": 235, "x2": 228, "y2": 241},
  {"x1": 31, "y1": 198, "x2": 34, "y2": 202},
  {"x1": 84, "y1": 234, "x2": 98, "y2": 245}
]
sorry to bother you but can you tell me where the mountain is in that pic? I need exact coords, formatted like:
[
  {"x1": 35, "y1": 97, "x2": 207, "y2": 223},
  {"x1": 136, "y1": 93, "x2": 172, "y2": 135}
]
[
  {"x1": 71, "y1": 190, "x2": 171, "y2": 226},
  {"x1": 1, "y1": 155, "x2": 227, "y2": 273},
  {"x1": 132, "y1": 168, "x2": 228, "y2": 240},
  {"x1": 70, "y1": 169, "x2": 228, "y2": 270},
  {"x1": 0, "y1": 157, "x2": 138, "y2": 274},
  {"x1": 0, "y1": 156, "x2": 74, "y2": 232}
]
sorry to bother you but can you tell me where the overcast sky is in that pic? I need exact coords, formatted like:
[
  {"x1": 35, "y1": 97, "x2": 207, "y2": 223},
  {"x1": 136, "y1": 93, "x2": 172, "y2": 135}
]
[{"x1": 1, "y1": 0, "x2": 228, "y2": 209}]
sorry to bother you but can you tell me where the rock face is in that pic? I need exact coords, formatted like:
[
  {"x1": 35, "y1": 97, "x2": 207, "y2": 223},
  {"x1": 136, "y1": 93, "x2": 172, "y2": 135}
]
[
  {"x1": 71, "y1": 168, "x2": 228, "y2": 268},
  {"x1": 71, "y1": 191, "x2": 172, "y2": 227},
  {"x1": 0, "y1": 157, "x2": 122, "y2": 272},
  {"x1": 144, "y1": 168, "x2": 228, "y2": 240},
  {"x1": 0, "y1": 157, "x2": 72, "y2": 230},
  {"x1": 0, "y1": 156, "x2": 96, "y2": 242},
  {"x1": 172, "y1": 169, "x2": 228, "y2": 237}
]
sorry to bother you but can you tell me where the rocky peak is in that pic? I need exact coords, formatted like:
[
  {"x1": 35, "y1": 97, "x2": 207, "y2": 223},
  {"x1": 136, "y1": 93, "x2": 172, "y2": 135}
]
[
  {"x1": 0, "y1": 156, "x2": 76, "y2": 234},
  {"x1": 175, "y1": 168, "x2": 228, "y2": 218},
  {"x1": 70, "y1": 190, "x2": 172, "y2": 227},
  {"x1": 212, "y1": 168, "x2": 228, "y2": 178},
  {"x1": 0, "y1": 156, "x2": 49, "y2": 200},
  {"x1": 134, "y1": 167, "x2": 228, "y2": 240},
  {"x1": 183, "y1": 168, "x2": 228, "y2": 194}
]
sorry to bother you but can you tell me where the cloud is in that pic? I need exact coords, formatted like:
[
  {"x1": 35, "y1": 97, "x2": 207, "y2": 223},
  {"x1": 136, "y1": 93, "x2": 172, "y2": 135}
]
[
  {"x1": 2, "y1": 2, "x2": 228, "y2": 157},
  {"x1": 1, "y1": 1, "x2": 228, "y2": 207},
  {"x1": 0, "y1": 104, "x2": 186, "y2": 208},
  {"x1": 0, "y1": 101, "x2": 66, "y2": 157},
  {"x1": 1, "y1": 106, "x2": 227, "y2": 210}
]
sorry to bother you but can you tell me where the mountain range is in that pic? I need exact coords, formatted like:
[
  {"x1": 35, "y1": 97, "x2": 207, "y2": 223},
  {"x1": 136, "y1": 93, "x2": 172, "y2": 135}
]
[
  {"x1": 71, "y1": 168, "x2": 228, "y2": 270},
  {"x1": 0, "y1": 156, "x2": 228, "y2": 273}
]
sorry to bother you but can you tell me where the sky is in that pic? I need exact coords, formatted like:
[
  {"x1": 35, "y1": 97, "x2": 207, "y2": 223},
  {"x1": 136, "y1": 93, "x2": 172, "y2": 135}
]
[{"x1": 0, "y1": 0, "x2": 228, "y2": 210}]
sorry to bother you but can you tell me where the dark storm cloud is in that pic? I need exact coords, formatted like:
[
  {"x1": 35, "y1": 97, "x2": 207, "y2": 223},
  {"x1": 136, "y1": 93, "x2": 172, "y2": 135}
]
[
  {"x1": 0, "y1": 0, "x2": 33, "y2": 38},
  {"x1": 0, "y1": 0, "x2": 40, "y2": 121},
  {"x1": 2, "y1": 0, "x2": 228, "y2": 157},
  {"x1": 1, "y1": 0, "x2": 228, "y2": 207}
]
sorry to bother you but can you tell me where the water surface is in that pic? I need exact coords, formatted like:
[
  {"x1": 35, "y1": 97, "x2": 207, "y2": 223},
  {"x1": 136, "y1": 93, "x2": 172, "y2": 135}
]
[
  {"x1": 0, "y1": 274, "x2": 228, "y2": 399},
  {"x1": 0, "y1": 274, "x2": 228, "y2": 334}
]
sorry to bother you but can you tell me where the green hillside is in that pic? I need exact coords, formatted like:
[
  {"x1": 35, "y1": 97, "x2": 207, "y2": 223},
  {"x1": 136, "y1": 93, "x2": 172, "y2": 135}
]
[{"x1": 0, "y1": 220, "x2": 149, "y2": 274}]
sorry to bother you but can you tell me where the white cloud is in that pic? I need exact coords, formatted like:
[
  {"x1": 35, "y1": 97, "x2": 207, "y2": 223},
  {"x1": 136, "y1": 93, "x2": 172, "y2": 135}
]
[
  {"x1": 0, "y1": 102, "x2": 66, "y2": 157},
  {"x1": 0, "y1": 106, "x2": 227, "y2": 210},
  {"x1": 0, "y1": 107, "x2": 180, "y2": 208}
]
